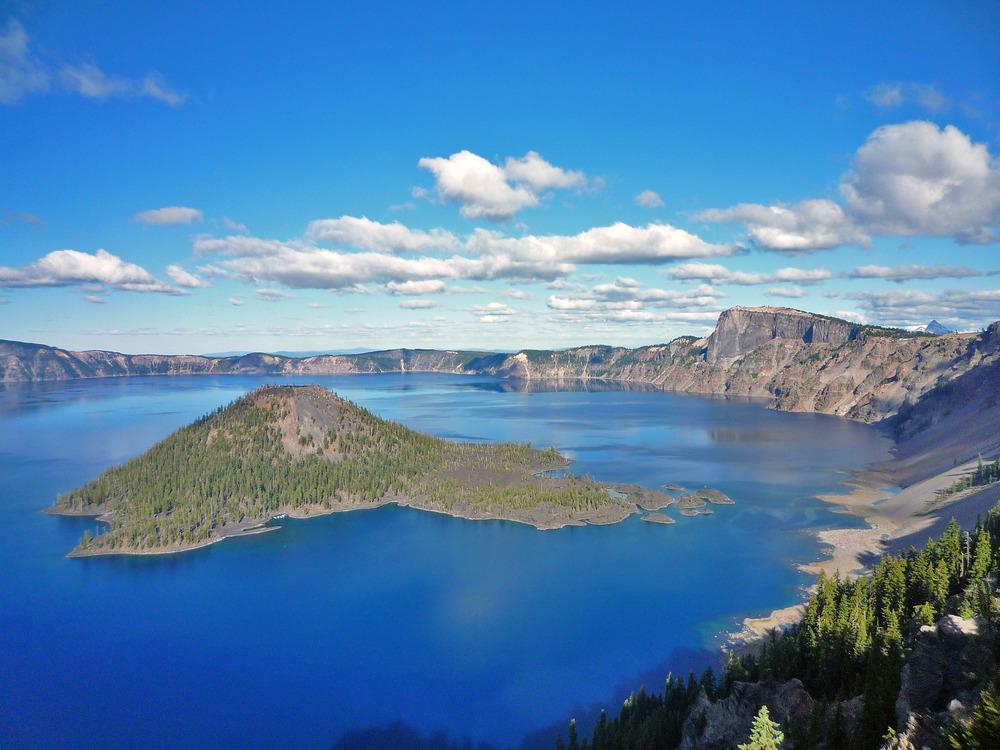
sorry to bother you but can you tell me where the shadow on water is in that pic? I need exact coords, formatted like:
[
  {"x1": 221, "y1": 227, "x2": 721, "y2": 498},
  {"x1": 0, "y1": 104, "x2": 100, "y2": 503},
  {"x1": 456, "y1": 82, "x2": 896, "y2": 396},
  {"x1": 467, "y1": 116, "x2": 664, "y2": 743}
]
[
  {"x1": 331, "y1": 721, "x2": 499, "y2": 750},
  {"x1": 330, "y1": 646, "x2": 719, "y2": 750}
]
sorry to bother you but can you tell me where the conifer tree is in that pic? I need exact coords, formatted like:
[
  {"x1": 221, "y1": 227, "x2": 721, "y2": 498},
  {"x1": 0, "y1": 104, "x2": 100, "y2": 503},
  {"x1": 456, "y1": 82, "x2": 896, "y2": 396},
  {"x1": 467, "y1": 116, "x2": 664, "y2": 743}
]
[{"x1": 739, "y1": 705, "x2": 784, "y2": 750}]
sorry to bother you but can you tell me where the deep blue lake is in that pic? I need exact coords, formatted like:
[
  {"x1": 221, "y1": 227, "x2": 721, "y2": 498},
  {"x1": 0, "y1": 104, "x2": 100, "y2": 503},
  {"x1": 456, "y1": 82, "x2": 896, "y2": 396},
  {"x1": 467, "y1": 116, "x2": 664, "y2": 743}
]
[{"x1": 0, "y1": 374, "x2": 891, "y2": 749}]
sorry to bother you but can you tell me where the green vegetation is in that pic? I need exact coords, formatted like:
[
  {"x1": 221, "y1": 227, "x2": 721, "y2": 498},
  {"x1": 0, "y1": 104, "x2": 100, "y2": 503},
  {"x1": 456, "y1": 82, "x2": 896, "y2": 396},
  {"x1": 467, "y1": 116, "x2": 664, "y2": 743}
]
[
  {"x1": 738, "y1": 706, "x2": 784, "y2": 750},
  {"x1": 55, "y1": 385, "x2": 620, "y2": 553},
  {"x1": 946, "y1": 677, "x2": 1000, "y2": 749},
  {"x1": 556, "y1": 503, "x2": 1000, "y2": 749},
  {"x1": 941, "y1": 455, "x2": 1000, "y2": 497}
]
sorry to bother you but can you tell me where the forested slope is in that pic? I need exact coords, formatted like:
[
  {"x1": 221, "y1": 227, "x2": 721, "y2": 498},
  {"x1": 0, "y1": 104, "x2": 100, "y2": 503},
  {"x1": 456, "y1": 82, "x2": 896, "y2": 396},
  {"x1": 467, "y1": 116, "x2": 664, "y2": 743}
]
[{"x1": 50, "y1": 385, "x2": 628, "y2": 553}]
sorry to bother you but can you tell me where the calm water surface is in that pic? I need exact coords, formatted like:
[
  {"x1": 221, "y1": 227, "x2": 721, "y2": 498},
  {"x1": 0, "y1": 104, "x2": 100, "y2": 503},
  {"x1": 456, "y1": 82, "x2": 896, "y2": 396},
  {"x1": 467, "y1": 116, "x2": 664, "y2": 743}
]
[{"x1": 0, "y1": 374, "x2": 891, "y2": 749}]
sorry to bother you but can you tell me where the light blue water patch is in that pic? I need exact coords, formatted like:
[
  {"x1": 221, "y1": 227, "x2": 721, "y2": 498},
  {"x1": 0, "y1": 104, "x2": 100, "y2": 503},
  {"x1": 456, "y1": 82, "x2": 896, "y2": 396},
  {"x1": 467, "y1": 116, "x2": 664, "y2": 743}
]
[{"x1": 0, "y1": 374, "x2": 891, "y2": 749}]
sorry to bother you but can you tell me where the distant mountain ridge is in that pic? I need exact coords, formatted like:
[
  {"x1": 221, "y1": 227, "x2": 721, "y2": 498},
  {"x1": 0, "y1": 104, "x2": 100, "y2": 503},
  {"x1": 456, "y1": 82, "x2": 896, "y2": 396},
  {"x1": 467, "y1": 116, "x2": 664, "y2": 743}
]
[{"x1": 4, "y1": 307, "x2": 999, "y2": 462}]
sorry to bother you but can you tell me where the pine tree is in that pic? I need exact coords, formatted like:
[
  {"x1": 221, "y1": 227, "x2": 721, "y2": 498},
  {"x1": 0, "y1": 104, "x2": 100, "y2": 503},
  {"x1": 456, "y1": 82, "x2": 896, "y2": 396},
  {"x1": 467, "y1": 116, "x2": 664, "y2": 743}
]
[
  {"x1": 739, "y1": 705, "x2": 784, "y2": 750},
  {"x1": 946, "y1": 678, "x2": 1000, "y2": 749}
]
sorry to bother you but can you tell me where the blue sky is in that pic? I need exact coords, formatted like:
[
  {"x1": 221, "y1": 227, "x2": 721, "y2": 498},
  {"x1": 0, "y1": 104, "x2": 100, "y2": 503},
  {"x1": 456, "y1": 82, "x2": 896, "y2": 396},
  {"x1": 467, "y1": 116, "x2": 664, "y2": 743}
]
[{"x1": 1, "y1": 1, "x2": 999, "y2": 354}]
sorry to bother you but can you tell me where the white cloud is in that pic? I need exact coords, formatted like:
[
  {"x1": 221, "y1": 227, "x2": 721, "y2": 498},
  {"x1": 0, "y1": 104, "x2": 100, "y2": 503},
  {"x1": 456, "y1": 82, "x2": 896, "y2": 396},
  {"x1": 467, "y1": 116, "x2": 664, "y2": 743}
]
[
  {"x1": 545, "y1": 277, "x2": 725, "y2": 328},
  {"x1": 166, "y1": 264, "x2": 211, "y2": 288},
  {"x1": 60, "y1": 62, "x2": 185, "y2": 105},
  {"x1": 465, "y1": 221, "x2": 734, "y2": 267},
  {"x1": 846, "y1": 264, "x2": 981, "y2": 282},
  {"x1": 398, "y1": 299, "x2": 437, "y2": 309},
  {"x1": 254, "y1": 288, "x2": 295, "y2": 302},
  {"x1": 306, "y1": 215, "x2": 458, "y2": 252},
  {"x1": 670, "y1": 262, "x2": 831, "y2": 285},
  {"x1": 386, "y1": 279, "x2": 447, "y2": 295},
  {"x1": 634, "y1": 189, "x2": 664, "y2": 208},
  {"x1": 840, "y1": 121, "x2": 1000, "y2": 243},
  {"x1": 194, "y1": 219, "x2": 732, "y2": 292},
  {"x1": 696, "y1": 199, "x2": 867, "y2": 252},
  {"x1": 864, "y1": 82, "x2": 949, "y2": 112},
  {"x1": 502, "y1": 151, "x2": 586, "y2": 192},
  {"x1": 848, "y1": 288, "x2": 1000, "y2": 330},
  {"x1": 0, "y1": 248, "x2": 180, "y2": 294},
  {"x1": 223, "y1": 217, "x2": 249, "y2": 234},
  {"x1": 227, "y1": 297, "x2": 244, "y2": 306},
  {"x1": 418, "y1": 150, "x2": 538, "y2": 221},
  {"x1": 134, "y1": 206, "x2": 204, "y2": 226},
  {"x1": 699, "y1": 121, "x2": 1000, "y2": 249},
  {"x1": 195, "y1": 235, "x2": 475, "y2": 289},
  {"x1": 83, "y1": 294, "x2": 106, "y2": 304},
  {"x1": 417, "y1": 149, "x2": 588, "y2": 221},
  {"x1": 471, "y1": 301, "x2": 517, "y2": 322},
  {"x1": 503, "y1": 289, "x2": 531, "y2": 299},
  {"x1": 0, "y1": 20, "x2": 49, "y2": 103},
  {"x1": 765, "y1": 285, "x2": 806, "y2": 299}
]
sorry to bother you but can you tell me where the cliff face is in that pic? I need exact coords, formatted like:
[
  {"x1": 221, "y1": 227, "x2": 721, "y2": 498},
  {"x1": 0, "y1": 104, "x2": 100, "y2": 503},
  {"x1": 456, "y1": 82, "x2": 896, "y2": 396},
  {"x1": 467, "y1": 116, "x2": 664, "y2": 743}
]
[
  {"x1": 705, "y1": 306, "x2": 856, "y2": 363},
  {"x1": 4, "y1": 308, "x2": 997, "y2": 445}
]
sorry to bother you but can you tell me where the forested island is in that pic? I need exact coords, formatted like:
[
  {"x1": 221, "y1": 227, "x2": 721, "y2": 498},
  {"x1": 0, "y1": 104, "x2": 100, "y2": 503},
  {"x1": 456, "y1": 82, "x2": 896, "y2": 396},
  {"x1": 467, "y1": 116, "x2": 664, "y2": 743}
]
[{"x1": 49, "y1": 385, "x2": 700, "y2": 555}]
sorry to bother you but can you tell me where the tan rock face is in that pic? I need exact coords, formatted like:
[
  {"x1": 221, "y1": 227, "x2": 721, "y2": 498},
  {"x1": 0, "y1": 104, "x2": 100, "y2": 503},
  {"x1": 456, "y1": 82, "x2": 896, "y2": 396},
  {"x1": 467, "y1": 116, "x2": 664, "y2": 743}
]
[{"x1": 705, "y1": 306, "x2": 856, "y2": 363}]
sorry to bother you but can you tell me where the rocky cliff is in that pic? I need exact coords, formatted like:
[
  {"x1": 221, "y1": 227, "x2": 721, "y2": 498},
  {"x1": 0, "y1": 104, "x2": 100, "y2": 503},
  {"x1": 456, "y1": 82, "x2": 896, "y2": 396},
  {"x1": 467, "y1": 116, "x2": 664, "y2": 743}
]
[
  {"x1": 705, "y1": 306, "x2": 857, "y2": 363},
  {"x1": 4, "y1": 307, "x2": 997, "y2": 445}
]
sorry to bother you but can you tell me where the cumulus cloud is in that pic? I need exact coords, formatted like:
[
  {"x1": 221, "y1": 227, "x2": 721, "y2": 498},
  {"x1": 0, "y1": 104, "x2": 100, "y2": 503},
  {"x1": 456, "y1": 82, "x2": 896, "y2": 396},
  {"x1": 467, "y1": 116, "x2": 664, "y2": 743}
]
[
  {"x1": 398, "y1": 299, "x2": 436, "y2": 309},
  {"x1": 471, "y1": 301, "x2": 517, "y2": 322},
  {"x1": 503, "y1": 289, "x2": 531, "y2": 299},
  {"x1": 134, "y1": 206, "x2": 203, "y2": 226},
  {"x1": 386, "y1": 279, "x2": 447, "y2": 295},
  {"x1": 696, "y1": 199, "x2": 868, "y2": 252},
  {"x1": 195, "y1": 235, "x2": 474, "y2": 289},
  {"x1": 840, "y1": 122, "x2": 1000, "y2": 243},
  {"x1": 418, "y1": 150, "x2": 536, "y2": 220},
  {"x1": 0, "y1": 248, "x2": 181, "y2": 294},
  {"x1": 670, "y1": 262, "x2": 831, "y2": 285},
  {"x1": 846, "y1": 264, "x2": 981, "y2": 282},
  {"x1": 464, "y1": 222, "x2": 735, "y2": 267},
  {"x1": 0, "y1": 20, "x2": 49, "y2": 103},
  {"x1": 227, "y1": 297, "x2": 244, "y2": 306},
  {"x1": 193, "y1": 219, "x2": 732, "y2": 292},
  {"x1": 417, "y1": 149, "x2": 588, "y2": 221},
  {"x1": 545, "y1": 277, "x2": 724, "y2": 327},
  {"x1": 765, "y1": 285, "x2": 806, "y2": 299},
  {"x1": 166, "y1": 264, "x2": 211, "y2": 288},
  {"x1": 699, "y1": 122, "x2": 1000, "y2": 250},
  {"x1": 864, "y1": 82, "x2": 949, "y2": 112},
  {"x1": 60, "y1": 62, "x2": 185, "y2": 105},
  {"x1": 306, "y1": 215, "x2": 458, "y2": 252},
  {"x1": 502, "y1": 151, "x2": 586, "y2": 192},
  {"x1": 634, "y1": 189, "x2": 664, "y2": 208}
]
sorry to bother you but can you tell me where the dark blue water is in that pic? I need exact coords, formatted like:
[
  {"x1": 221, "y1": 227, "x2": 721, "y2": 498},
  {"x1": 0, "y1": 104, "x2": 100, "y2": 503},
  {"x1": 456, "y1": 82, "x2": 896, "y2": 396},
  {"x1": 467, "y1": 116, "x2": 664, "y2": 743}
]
[{"x1": 0, "y1": 374, "x2": 891, "y2": 749}]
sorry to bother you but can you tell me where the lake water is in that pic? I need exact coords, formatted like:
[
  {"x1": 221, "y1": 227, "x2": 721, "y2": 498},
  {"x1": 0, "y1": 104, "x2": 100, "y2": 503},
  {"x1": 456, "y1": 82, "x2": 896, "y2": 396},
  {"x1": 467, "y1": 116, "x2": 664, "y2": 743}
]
[{"x1": 0, "y1": 374, "x2": 892, "y2": 749}]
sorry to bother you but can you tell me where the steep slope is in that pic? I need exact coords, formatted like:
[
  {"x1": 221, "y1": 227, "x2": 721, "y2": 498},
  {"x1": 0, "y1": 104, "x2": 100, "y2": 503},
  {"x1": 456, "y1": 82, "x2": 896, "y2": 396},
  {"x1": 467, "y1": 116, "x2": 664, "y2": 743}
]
[
  {"x1": 476, "y1": 308, "x2": 993, "y2": 429},
  {"x1": 48, "y1": 385, "x2": 641, "y2": 554}
]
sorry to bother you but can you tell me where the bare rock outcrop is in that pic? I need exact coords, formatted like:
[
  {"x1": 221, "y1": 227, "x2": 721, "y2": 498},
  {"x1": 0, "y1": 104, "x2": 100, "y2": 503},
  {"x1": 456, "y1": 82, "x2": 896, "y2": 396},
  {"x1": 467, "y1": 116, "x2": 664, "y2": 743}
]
[
  {"x1": 679, "y1": 679, "x2": 816, "y2": 749},
  {"x1": 705, "y1": 306, "x2": 856, "y2": 363},
  {"x1": 885, "y1": 615, "x2": 996, "y2": 750}
]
